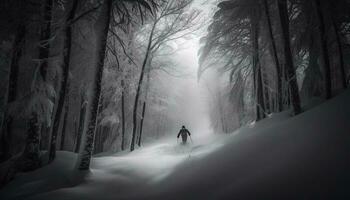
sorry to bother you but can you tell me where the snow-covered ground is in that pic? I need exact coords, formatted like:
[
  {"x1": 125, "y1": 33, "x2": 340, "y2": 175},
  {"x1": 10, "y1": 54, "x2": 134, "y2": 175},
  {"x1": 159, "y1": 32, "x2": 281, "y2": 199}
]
[{"x1": 1, "y1": 89, "x2": 350, "y2": 200}]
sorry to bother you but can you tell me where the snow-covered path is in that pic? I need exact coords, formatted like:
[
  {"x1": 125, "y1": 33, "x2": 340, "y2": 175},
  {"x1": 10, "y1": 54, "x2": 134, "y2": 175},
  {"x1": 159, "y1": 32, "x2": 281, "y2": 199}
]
[
  {"x1": 11, "y1": 132, "x2": 226, "y2": 200},
  {"x1": 82, "y1": 134, "x2": 225, "y2": 200},
  {"x1": 2, "y1": 90, "x2": 350, "y2": 200}
]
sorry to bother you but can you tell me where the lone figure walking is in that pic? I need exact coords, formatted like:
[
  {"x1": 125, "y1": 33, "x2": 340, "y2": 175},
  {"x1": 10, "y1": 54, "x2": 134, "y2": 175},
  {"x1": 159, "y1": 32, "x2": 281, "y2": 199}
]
[{"x1": 177, "y1": 125, "x2": 191, "y2": 144}]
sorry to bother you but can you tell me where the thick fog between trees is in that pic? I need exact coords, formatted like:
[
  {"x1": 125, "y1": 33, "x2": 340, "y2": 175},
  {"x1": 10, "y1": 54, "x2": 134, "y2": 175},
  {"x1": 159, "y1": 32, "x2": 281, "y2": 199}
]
[{"x1": 0, "y1": 0, "x2": 350, "y2": 199}]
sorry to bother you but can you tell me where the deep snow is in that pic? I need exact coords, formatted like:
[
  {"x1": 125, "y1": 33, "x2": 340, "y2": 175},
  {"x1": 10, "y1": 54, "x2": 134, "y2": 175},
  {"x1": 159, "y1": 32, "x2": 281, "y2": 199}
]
[{"x1": 1, "y1": 90, "x2": 350, "y2": 200}]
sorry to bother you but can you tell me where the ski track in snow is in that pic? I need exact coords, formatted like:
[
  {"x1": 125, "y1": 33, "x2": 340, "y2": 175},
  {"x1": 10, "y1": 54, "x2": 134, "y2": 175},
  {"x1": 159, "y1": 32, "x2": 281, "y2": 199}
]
[
  {"x1": 1, "y1": 132, "x2": 226, "y2": 200},
  {"x1": 1, "y1": 89, "x2": 350, "y2": 200}
]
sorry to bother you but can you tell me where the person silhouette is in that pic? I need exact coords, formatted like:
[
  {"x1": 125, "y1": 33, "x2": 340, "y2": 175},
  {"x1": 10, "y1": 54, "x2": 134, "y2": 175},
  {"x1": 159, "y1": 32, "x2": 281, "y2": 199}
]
[{"x1": 177, "y1": 125, "x2": 191, "y2": 144}]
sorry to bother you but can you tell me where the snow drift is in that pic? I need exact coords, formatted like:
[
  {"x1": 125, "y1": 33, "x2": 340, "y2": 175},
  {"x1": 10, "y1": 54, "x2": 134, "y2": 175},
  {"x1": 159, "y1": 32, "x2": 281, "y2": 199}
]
[{"x1": 1, "y1": 90, "x2": 350, "y2": 200}]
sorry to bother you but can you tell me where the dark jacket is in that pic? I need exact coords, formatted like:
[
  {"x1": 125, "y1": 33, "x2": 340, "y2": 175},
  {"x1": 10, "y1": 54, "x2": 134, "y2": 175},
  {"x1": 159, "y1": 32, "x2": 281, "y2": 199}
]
[{"x1": 177, "y1": 128, "x2": 191, "y2": 139}]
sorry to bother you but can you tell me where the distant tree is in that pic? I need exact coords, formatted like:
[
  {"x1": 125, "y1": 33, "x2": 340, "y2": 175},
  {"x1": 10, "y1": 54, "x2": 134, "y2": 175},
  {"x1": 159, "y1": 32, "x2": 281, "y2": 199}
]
[
  {"x1": 130, "y1": 0, "x2": 200, "y2": 151},
  {"x1": 199, "y1": 0, "x2": 269, "y2": 121}
]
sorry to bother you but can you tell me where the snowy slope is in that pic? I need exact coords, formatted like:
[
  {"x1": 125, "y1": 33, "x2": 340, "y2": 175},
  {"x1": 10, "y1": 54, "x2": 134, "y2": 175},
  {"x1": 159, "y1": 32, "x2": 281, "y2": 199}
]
[{"x1": 1, "y1": 90, "x2": 350, "y2": 200}]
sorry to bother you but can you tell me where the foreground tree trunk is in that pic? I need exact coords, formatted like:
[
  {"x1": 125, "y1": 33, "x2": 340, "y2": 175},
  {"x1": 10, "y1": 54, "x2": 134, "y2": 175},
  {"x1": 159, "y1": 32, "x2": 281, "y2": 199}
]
[
  {"x1": 21, "y1": 0, "x2": 53, "y2": 170},
  {"x1": 74, "y1": 91, "x2": 87, "y2": 153},
  {"x1": 277, "y1": 0, "x2": 301, "y2": 115},
  {"x1": 314, "y1": 0, "x2": 332, "y2": 99},
  {"x1": 38, "y1": 0, "x2": 53, "y2": 81},
  {"x1": 60, "y1": 82, "x2": 70, "y2": 150},
  {"x1": 0, "y1": 19, "x2": 26, "y2": 162},
  {"x1": 331, "y1": 16, "x2": 347, "y2": 89},
  {"x1": 76, "y1": 0, "x2": 112, "y2": 170},
  {"x1": 137, "y1": 72, "x2": 151, "y2": 147},
  {"x1": 300, "y1": 34, "x2": 323, "y2": 101},
  {"x1": 251, "y1": 12, "x2": 266, "y2": 121},
  {"x1": 21, "y1": 113, "x2": 42, "y2": 170},
  {"x1": 262, "y1": 0, "x2": 282, "y2": 112},
  {"x1": 137, "y1": 102, "x2": 147, "y2": 147},
  {"x1": 48, "y1": 0, "x2": 78, "y2": 163}
]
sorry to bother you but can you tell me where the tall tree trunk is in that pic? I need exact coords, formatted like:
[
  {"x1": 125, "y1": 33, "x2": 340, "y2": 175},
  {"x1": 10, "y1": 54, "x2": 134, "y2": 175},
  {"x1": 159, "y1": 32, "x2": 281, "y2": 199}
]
[
  {"x1": 121, "y1": 80, "x2": 126, "y2": 151},
  {"x1": 137, "y1": 102, "x2": 147, "y2": 147},
  {"x1": 76, "y1": 0, "x2": 112, "y2": 170},
  {"x1": 137, "y1": 72, "x2": 151, "y2": 147},
  {"x1": 38, "y1": 0, "x2": 53, "y2": 81},
  {"x1": 21, "y1": 113, "x2": 42, "y2": 171},
  {"x1": 256, "y1": 64, "x2": 266, "y2": 120},
  {"x1": 263, "y1": 73, "x2": 271, "y2": 114},
  {"x1": 331, "y1": 17, "x2": 347, "y2": 89},
  {"x1": 93, "y1": 125, "x2": 101, "y2": 154},
  {"x1": 262, "y1": 0, "x2": 282, "y2": 112},
  {"x1": 130, "y1": 21, "x2": 157, "y2": 152},
  {"x1": 277, "y1": 0, "x2": 302, "y2": 115},
  {"x1": 314, "y1": 0, "x2": 332, "y2": 99},
  {"x1": 22, "y1": 0, "x2": 53, "y2": 170},
  {"x1": 40, "y1": 125, "x2": 49, "y2": 150},
  {"x1": 74, "y1": 93, "x2": 87, "y2": 153},
  {"x1": 301, "y1": 35, "x2": 323, "y2": 100},
  {"x1": 251, "y1": 13, "x2": 266, "y2": 121},
  {"x1": 0, "y1": 19, "x2": 26, "y2": 162},
  {"x1": 60, "y1": 82, "x2": 70, "y2": 150},
  {"x1": 48, "y1": 0, "x2": 78, "y2": 163}
]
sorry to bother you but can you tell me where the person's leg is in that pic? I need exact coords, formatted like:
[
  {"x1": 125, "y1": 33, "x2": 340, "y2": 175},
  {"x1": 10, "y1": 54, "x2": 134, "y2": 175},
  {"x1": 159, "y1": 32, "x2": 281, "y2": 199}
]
[{"x1": 182, "y1": 135, "x2": 187, "y2": 144}]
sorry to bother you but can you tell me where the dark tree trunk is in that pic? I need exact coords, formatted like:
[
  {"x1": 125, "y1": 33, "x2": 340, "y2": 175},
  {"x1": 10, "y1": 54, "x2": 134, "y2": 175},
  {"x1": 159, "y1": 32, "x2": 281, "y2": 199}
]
[
  {"x1": 21, "y1": 0, "x2": 53, "y2": 170},
  {"x1": 130, "y1": 21, "x2": 156, "y2": 152},
  {"x1": 40, "y1": 125, "x2": 49, "y2": 150},
  {"x1": 137, "y1": 72, "x2": 151, "y2": 146},
  {"x1": 8, "y1": 30, "x2": 24, "y2": 103},
  {"x1": 331, "y1": 17, "x2": 347, "y2": 89},
  {"x1": 93, "y1": 126, "x2": 101, "y2": 154},
  {"x1": 60, "y1": 82, "x2": 70, "y2": 151},
  {"x1": 48, "y1": 0, "x2": 78, "y2": 163},
  {"x1": 251, "y1": 12, "x2": 266, "y2": 121},
  {"x1": 256, "y1": 64, "x2": 266, "y2": 120},
  {"x1": 301, "y1": 35, "x2": 323, "y2": 100},
  {"x1": 0, "y1": 20, "x2": 26, "y2": 162},
  {"x1": 121, "y1": 80, "x2": 126, "y2": 151},
  {"x1": 137, "y1": 101, "x2": 147, "y2": 147},
  {"x1": 262, "y1": 0, "x2": 282, "y2": 112},
  {"x1": 73, "y1": 118, "x2": 78, "y2": 150},
  {"x1": 314, "y1": 0, "x2": 332, "y2": 99},
  {"x1": 77, "y1": 0, "x2": 112, "y2": 170},
  {"x1": 74, "y1": 94, "x2": 87, "y2": 153},
  {"x1": 263, "y1": 73, "x2": 271, "y2": 114},
  {"x1": 22, "y1": 113, "x2": 42, "y2": 171},
  {"x1": 38, "y1": 0, "x2": 53, "y2": 81},
  {"x1": 277, "y1": 0, "x2": 302, "y2": 115}
]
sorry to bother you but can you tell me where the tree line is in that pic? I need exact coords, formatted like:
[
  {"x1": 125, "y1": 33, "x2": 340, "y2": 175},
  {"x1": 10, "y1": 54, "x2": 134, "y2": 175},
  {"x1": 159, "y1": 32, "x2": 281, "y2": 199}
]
[
  {"x1": 0, "y1": 0, "x2": 199, "y2": 187},
  {"x1": 199, "y1": 0, "x2": 350, "y2": 131}
]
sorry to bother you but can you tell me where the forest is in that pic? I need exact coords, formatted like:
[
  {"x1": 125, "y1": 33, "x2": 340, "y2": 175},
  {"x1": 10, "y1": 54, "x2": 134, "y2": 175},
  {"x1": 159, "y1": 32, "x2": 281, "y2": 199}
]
[{"x1": 0, "y1": 0, "x2": 350, "y2": 199}]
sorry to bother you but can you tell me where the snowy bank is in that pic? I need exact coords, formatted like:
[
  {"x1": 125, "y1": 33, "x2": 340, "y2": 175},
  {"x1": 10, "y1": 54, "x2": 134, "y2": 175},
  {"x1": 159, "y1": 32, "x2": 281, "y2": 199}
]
[
  {"x1": 1, "y1": 90, "x2": 350, "y2": 200},
  {"x1": 147, "y1": 89, "x2": 350, "y2": 200},
  {"x1": 0, "y1": 151, "x2": 82, "y2": 200}
]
